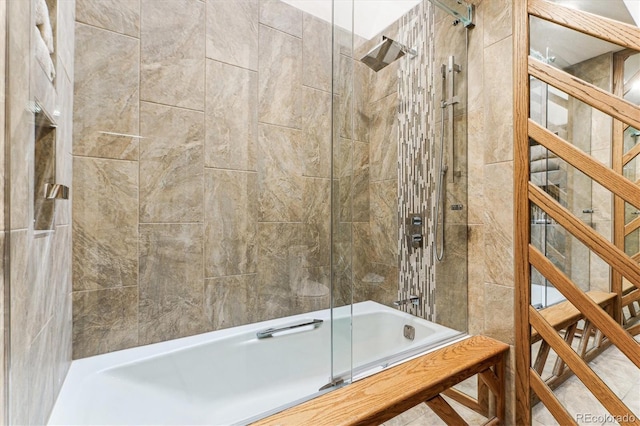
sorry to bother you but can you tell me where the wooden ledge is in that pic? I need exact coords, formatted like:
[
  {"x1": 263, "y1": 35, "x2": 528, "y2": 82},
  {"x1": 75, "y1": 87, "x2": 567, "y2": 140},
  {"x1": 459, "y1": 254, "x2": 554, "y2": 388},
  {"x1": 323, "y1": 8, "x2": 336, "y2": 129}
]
[
  {"x1": 253, "y1": 335, "x2": 509, "y2": 426},
  {"x1": 530, "y1": 291, "x2": 616, "y2": 343}
]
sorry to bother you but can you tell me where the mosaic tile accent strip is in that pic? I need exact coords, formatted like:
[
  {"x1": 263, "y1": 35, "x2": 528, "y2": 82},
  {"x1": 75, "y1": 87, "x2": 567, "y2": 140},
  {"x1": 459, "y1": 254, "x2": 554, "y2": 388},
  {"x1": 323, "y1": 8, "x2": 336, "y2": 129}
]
[{"x1": 397, "y1": 0, "x2": 436, "y2": 320}]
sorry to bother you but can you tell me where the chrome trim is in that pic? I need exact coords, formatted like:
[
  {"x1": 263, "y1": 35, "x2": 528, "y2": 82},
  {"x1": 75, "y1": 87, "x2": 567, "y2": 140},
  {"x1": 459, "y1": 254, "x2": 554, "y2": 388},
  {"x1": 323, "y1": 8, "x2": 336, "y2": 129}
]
[
  {"x1": 393, "y1": 295, "x2": 420, "y2": 307},
  {"x1": 43, "y1": 183, "x2": 69, "y2": 200},
  {"x1": 256, "y1": 319, "x2": 323, "y2": 339}
]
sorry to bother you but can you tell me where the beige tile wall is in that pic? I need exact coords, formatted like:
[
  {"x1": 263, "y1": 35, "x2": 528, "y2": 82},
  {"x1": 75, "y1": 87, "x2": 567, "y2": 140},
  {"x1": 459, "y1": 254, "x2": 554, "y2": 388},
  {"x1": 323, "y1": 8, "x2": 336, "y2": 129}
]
[
  {"x1": 4, "y1": 0, "x2": 76, "y2": 424},
  {"x1": 68, "y1": 3, "x2": 520, "y2": 423},
  {"x1": 72, "y1": 0, "x2": 340, "y2": 357},
  {"x1": 466, "y1": 0, "x2": 516, "y2": 423}
]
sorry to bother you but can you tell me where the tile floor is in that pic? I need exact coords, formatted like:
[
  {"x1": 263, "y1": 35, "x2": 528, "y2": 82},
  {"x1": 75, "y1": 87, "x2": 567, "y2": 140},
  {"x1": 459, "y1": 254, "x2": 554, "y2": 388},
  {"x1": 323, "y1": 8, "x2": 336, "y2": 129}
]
[{"x1": 381, "y1": 337, "x2": 639, "y2": 426}]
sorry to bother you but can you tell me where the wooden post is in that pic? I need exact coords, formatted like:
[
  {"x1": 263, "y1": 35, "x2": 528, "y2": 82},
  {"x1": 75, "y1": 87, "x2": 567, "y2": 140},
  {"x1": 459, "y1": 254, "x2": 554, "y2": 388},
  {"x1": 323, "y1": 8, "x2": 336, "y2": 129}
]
[{"x1": 513, "y1": 0, "x2": 531, "y2": 424}]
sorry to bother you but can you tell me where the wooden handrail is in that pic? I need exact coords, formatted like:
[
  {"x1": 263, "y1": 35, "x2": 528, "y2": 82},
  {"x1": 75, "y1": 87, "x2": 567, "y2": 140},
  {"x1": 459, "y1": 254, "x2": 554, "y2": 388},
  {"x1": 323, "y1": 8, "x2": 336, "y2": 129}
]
[
  {"x1": 625, "y1": 216, "x2": 640, "y2": 237},
  {"x1": 529, "y1": 369, "x2": 578, "y2": 426},
  {"x1": 530, "y1": 246, "x2": 640, "y2": 368},
  {"x1": 528, "y1": 0, "x2": 640, "y2": 51},
  {"x1": 529, "y1": 183, "x2": 640, "y2": 290},
  {"x1": 623, "y1": 141, "x2": 640, "y2": 166},
  {"x1": 529, "y1": 58, "x2": 640, "y2": 131},
  {"x1": 529, "y1": 120, "x2": 640, "y2": 210},
  {"x1": 530, "y1": 307, "x2": 639, "y2": 425}
]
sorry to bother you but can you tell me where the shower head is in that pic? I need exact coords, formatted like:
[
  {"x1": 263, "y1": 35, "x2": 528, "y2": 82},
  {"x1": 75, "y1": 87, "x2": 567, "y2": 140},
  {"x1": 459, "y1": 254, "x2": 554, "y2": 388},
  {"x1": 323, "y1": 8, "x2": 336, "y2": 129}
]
[{"x1": 360, "y1": 36, "x2": 416, "y2": 72}]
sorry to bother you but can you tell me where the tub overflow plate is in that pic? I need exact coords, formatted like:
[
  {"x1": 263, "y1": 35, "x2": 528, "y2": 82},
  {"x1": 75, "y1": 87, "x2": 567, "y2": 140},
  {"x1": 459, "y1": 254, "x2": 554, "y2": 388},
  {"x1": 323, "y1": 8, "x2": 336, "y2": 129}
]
[{"x1": 403, "y1": 325, "x2": 415, "y2": 340}]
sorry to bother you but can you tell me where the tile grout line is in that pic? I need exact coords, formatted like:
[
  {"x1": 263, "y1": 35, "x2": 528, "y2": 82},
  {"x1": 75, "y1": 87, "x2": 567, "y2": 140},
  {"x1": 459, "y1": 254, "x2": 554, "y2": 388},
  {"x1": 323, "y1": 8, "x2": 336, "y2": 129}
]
[{"x1": 75, "y1": 20, "x2": 140, "y2": 40}]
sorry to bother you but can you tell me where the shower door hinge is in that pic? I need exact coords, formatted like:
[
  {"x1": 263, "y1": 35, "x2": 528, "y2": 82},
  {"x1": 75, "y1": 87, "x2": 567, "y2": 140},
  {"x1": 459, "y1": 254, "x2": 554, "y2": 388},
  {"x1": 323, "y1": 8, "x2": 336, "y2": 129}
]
[{"x1": 318, "y1": 377, "x2": 345, "y2": 391}]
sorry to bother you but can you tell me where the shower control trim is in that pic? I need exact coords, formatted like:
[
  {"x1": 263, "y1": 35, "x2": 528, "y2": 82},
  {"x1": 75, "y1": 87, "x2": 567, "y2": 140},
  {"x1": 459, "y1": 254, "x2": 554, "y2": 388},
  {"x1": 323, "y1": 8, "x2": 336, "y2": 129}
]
[{"x1": 406, "y1": 214, "x2": 424, "y2": 250}]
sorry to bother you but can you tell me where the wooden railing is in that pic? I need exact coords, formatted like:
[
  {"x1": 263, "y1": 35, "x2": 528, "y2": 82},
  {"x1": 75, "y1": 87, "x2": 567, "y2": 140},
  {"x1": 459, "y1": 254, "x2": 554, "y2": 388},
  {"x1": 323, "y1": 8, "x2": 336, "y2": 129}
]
[{"x1": 514, "y1": 0, "x2": 640, "y2": 424}]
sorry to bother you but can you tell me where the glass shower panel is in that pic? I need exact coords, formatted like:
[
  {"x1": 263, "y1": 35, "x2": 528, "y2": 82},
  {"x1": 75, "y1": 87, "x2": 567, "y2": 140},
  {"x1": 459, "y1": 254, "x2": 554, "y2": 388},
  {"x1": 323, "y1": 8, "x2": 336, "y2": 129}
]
[
  {"x1": 346, "y1": 0, "x2": 469, "y2": 347},
  {"x1": 331, "y1": 0, "x2": 355, "y2": 387},
  {"x1": 432, "y1": 5, "x2": 469, "y2": 332}
]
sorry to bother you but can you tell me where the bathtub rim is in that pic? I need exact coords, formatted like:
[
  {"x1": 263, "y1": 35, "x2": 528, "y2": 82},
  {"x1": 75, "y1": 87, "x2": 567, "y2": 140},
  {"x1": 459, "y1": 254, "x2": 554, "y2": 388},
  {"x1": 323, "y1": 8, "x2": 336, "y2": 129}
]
[{"x1": 50, "y1": 301, "x2": 467, "y2": 425}]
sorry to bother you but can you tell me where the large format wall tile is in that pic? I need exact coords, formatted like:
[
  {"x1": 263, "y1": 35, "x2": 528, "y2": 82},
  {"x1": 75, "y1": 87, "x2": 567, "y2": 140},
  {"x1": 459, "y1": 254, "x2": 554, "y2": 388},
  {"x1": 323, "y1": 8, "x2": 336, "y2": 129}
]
[
  {"x1": 73, "y1": 23, "x2": 139, "y2": 160},
  {"x1": 302, "y1": 86, "x2": 331, "y2": 178},
  {"x1": 27, "y1": 324, "x2": 54, "y2": 426},
  {"x1": 73, "y1": 157, "x2": 138, "y2": 291},
  {"x1": 483, "y1": 36, "x2": 513, "y2": 164},
  {"x1": 370, "y1": 179, "x2": 398, "y2": 266},
  {"x1": 9, "y1": 231, "x2": 29, "y2": 425},
  {"x1": 7, "y1": 0, "x2": 32, "y2": 228},
  {"x1": 51, "y1": 226, "x2": 73, "y2": 388},
  {"x1": 336, "y1": 54, "x2": 354, "y2": 139},
  {"x1": 435, "y1": 224, "x2": 468, "y2": 330},
  {"x1": 76, "y1": 0, "x2": 140, "y2": 37},
  {"x1": 55, "y1": 72, "x2": 74, "y2": 226},
  {"x1": 302, "y1": 14, "x2": 331, "y2": 92},
  {"x1": 483, "y1": 283, "x2": 514, "y2": 345},
  {"x1": 335, "y1": 57, "x2": 371, "y2": 144},
  {"x1": 72, "y1": 287, "x2": 138, "y2": 358},
  {"x1": 139, "y1": 224, "x2": 208, "y2": 344},
  {"x1": 352, "y1": 141, "x2": 370, "y2": 222},
  {"x1": 483, "y1": 0, "x2": 511, "y2": 48},
  {"x1": 467, "y1": 108, "x2": 485, "y2": 225},
  {"x1": 259, "y1": 0, "x2": 302, "y2": 38},
  {"x1": 205, "y1": 60, "x2": 257, "y2": 171},
  {"x1": 56, "y1": 0, "x2": 77, "y2": 80},
  {"x1": 205, "y1": 274, "x2": 257, "y2": 330},
  {"x1": 206, "y1": 0, "x2": 258, "y2": 71},
  {"x1": 25, "y1": 235, "x2": 55, "y2": 345},
  {"x1": 258, "y1": 124, "x2": 304, "y2": 221},
  {"x1": 352, "y1": 221, "x2": 372, "y2": 303},
  {"x1": 370, "y1": 57, "x2": 399, "y2": 104},
  {"x1": 139, "y1": 102, "x2": 204, "y2": 223},
  {"x1": 336, "y1": 138, "x2": 353, "y2": 224},
  {"x1": 467, "y1": 225, "x2": 485, "y2": 335},
  {"x1": 370, "y1": 93, "x2": 398, "y2": 182},
  {"x1": 353, "y1": 61, "x2": 372, "y2": 143},
  {"x1": 333, "y1": 222, "x2": 353, "y2": 307},
  {"x1": 467, "y1": 3, "x2": 484, "y2": 113},
  {"x1": 303, "y1": 177, "x2": 330, "y2": 268},
  {"x1": 257, "y1": 222, "x2": 303, "y2": 300},
  {"x1": 258, "y1": 25, "x2": 302, "y2": 128},
  {"x1": 483, "y1": 161, "x2": 514, "y2": 286},
  {"x1": 205, "y1": 169, "x2": 257, "y2": 277},
  {"x1": 141, "y1": 0, "x2": 205, "y2": 110}
]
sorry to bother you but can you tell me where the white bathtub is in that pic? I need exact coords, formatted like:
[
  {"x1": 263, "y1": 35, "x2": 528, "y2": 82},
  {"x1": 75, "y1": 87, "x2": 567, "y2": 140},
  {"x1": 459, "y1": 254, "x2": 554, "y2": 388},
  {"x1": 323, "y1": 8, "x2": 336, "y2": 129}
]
[{"x1": 49, "y1": 301, "x2": 465, "y2": 425}]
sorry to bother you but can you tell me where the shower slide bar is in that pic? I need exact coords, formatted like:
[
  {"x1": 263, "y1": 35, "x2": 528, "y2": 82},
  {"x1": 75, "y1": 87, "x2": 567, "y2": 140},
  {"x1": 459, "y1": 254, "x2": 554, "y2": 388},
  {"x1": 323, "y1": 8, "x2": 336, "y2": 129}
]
[{"x1": 256, "y1": 319, "x2": 323, "y2": 339}]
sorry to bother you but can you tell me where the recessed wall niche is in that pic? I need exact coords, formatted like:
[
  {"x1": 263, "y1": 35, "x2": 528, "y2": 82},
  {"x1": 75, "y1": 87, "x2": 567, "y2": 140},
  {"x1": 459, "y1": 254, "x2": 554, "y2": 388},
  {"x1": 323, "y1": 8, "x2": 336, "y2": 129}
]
[{"x1": 34, "y1": 104, "x2": 66, "y2": 230}]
